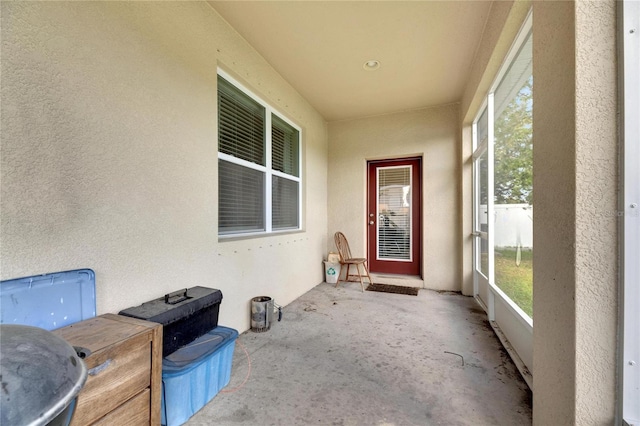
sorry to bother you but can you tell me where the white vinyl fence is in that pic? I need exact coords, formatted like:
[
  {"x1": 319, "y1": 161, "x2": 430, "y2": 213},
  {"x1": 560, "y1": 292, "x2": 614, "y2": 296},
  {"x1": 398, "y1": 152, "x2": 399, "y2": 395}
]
[{"x1": 479, "y1": 204, "x2": 533, "y2": 249}]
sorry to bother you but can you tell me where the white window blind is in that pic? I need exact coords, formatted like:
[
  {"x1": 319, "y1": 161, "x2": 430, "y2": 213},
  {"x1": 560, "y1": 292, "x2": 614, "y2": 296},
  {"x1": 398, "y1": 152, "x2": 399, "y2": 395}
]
[
  {"x1": 218, "y1": 76, "x2": 265, "y2": 166},
  {"x1": 272, "y1": 175, "x2": 299, "y2": 229},
  {"x1": 377, "y1": 166, "x2": 411, "y2": 261},
  {"x1": 272, "y1": 114, "x2": 299, "y2": 177},
  {"x1": 217, "y1": 72, "x2": 301, "y2": 236},
  {"x1": 218, "y1": 160, "x2": 265, "y2": 234}
]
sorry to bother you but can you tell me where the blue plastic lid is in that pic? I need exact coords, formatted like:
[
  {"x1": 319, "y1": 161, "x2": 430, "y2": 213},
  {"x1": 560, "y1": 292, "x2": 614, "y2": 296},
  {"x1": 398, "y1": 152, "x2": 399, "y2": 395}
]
[
  {"x1": 0, "y1": 269, "x2": 96, "y2": 330},
  {"x1": 162, "y1": 326, "x2": 238, "y2": 375}
]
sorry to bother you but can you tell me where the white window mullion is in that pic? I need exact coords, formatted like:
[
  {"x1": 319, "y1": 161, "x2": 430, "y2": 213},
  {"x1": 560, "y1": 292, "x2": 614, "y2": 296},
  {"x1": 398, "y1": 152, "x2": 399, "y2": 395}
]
[
  {"x1": 472, "y1": 120, "x2": 479, "y2": 233},
  {"x1": 265, "y1": 111, "x2": 273, "y2": 233},
  {"x1": 472, "y1": 127, "x2": 480, "y2": 296},
  {"x1": 487, "y1": 93, "x2": 495, "y2": 284},
  {"x1": 218, "y1": 152, "x2": 267, "y2": 173},
  {"x1": 473, "y1": 157, "x2": 479, "y2": 296},
  {"x1": 298, "y1": 128, "x2": 303, "y2": 230},
  {"x1": 272, "y1": 170, "x2": 301, "y2": 182}
]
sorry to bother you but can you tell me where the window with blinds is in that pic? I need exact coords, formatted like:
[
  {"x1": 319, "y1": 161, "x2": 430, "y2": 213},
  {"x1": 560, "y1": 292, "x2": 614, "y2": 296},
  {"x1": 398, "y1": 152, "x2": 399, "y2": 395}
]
[
  {"x1": 272, "y1": 115, "x2": 299, "y2": 177},
  {"x1": 217, "y1": 71, "x2": 301, "y2": 236},
  {"x1": 218, "y1": 160, "x2": 265, "y2": 233},
  {"x1": 377, "y1": 166, "x2": 412, "y2": 261},
  {"x1": 218, "y1": 77, "x2": 265, "y2": 166},
  {"x1": 272, "y1": 175, "x2": 299, "y2": 229}
]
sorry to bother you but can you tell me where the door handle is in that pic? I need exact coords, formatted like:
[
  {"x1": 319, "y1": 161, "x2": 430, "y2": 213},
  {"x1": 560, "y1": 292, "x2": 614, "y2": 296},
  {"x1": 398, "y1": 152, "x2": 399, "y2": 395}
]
[{"x1": 369, "y1": 221, "x2": 375, "y2": 225}]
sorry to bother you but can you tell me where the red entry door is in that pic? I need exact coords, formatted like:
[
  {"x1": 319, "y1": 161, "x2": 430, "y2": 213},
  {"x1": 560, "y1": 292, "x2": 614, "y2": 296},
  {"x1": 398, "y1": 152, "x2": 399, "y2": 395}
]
[{"x1": 367, "y1": 158, "x2": 421, "y2": 275}]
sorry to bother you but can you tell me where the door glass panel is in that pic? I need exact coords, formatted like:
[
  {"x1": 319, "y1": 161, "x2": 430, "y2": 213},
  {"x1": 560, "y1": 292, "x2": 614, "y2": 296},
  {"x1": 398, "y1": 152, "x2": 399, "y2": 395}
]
[
  {"x1": 377, "y1": 166, "x2": 411, "y2": 261},
  {"x1": 493, "y1": 31, "x2": 533, "y2": 318}
]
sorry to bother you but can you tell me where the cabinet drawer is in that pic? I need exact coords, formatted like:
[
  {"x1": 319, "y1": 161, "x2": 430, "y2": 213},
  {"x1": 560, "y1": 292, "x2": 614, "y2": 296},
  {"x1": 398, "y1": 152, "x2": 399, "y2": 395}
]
[
  {"x1": 53, "y1": 314, "x2": 162, "y2": 426},
  {"x1": 92, "y1": 389, "x2": 150, "y2": 426},
  {"x1": 71, "y1": 333, "x2": 151, "y2": 426}
]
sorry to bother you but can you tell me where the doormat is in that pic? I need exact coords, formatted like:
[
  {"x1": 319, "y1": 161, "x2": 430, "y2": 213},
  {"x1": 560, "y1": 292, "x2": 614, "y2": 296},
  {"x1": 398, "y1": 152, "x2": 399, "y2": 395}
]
[{"x1": 366, "y1": 283, "x2": 419, "y2": 296}]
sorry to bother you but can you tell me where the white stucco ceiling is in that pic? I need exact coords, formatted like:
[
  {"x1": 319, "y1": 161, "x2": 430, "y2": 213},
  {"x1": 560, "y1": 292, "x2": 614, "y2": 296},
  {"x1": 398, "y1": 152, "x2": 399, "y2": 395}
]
[{"x1": 208, "y1": 1, "x2": 493, "y2": 122}]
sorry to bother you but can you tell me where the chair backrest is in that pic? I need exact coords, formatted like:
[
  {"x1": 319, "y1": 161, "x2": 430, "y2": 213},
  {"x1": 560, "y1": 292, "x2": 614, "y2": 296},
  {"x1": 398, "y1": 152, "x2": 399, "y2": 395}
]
[{"x1": 334, "y1": 232, "x2": 353, "y2": 261}]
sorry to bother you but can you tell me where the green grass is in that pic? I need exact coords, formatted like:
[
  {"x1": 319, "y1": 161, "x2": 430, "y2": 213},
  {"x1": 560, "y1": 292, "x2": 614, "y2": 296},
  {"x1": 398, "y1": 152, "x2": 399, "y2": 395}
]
[{"x1": 494, "y1": 248, "x2": 533, "y2": 318}]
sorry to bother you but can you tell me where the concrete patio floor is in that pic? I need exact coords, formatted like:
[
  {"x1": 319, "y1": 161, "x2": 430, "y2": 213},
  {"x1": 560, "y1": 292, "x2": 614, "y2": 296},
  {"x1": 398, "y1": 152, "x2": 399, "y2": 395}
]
[{"x1": 187, "y1": 282, "x2": 532, "y2": 425}]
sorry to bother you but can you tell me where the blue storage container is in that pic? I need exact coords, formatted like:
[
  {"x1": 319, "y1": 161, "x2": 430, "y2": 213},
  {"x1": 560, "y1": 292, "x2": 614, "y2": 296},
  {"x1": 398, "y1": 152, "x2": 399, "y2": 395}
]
[
  {"x1": 161, "y1": 325, "x2": 238, "y2": 426},
  {"x1": 0, "y1": 269, "x2": 96, "y2": 330}
]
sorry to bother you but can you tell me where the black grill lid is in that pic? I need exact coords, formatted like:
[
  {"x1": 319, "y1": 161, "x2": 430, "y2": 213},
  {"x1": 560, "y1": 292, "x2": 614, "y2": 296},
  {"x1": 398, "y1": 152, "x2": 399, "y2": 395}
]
[{"x1": 0, "y1": 324, "x2": 88, "y2": 426}]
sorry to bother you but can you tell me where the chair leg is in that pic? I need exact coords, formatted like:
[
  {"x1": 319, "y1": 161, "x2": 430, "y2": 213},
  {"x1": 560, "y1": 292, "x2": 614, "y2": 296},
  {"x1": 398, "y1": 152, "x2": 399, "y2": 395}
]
[
  {"x1": 335, "y1": 263, "x2": 344, "y2": 288},
  {"x1": 336, "y1": 263, "x2": 368, "y2": 292},
  {"x1": 356, "y1": 264, "x2": 365, "y2": 292},
  {"x1": 337, "y1": 263, "x2": 350, "y2": 288},
  {"x1": 363, "y1": 261, "x2": 373, "y2": 284}
]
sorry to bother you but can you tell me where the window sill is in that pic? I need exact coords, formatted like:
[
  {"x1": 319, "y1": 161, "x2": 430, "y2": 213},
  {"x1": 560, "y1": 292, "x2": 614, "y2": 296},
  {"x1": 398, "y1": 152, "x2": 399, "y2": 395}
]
[{"x1": 218, "y1": 228, "x2": 304, "y2": 243}]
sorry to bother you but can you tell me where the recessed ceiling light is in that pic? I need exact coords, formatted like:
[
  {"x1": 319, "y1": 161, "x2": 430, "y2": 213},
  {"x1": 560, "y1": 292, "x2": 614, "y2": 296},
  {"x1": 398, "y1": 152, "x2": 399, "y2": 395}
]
[{"x1": 363, "y1": 60, "x2": 380, "y2": 71}]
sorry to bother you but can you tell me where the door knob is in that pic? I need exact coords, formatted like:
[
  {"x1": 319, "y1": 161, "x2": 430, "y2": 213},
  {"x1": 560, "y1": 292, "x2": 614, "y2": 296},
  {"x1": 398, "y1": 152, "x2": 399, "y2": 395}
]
[{"x1": 369, "y1": 221, "x2": 375, "y2": 225}]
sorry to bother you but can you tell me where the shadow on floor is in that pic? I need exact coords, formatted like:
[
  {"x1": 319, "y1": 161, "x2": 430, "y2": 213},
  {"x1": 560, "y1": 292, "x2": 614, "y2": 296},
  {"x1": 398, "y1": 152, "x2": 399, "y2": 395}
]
[{"x1": 188, "y1": 282, "x2": 532, "y2": 426}]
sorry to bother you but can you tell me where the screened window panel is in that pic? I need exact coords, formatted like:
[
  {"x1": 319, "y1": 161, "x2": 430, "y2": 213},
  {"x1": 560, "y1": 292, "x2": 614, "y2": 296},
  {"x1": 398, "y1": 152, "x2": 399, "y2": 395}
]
[
  {"x1": 492, "y1": 29, "x2": 533, "y2": 319},
  {"x1": 494, "y1": 31, "x2": 533, "y2": 119},
  {"x1": 218, "y1": 159, "x2": 265, "y2": 234},
  {"x1": 218, "y1": 76, "x2": 266, "y2": 166},
  {"x1": 272, "y1": 176, "x2": 299, "y2": 229},
  {"x1": 272, "y1": 114, "x2": 300, "y2": 177},
  {"x1": 477, "y1": 107, "x2": 489, "y2": 146},
  {"x1": 493, "y1": 30, "x2": 533, "y2": 207}
]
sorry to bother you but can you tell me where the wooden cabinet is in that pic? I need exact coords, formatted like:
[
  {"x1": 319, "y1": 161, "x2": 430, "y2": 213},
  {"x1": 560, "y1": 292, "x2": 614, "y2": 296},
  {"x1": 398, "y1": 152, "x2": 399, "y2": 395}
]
[{"x1": 53, "y1": 313, "x2": 162, "y2": 426}]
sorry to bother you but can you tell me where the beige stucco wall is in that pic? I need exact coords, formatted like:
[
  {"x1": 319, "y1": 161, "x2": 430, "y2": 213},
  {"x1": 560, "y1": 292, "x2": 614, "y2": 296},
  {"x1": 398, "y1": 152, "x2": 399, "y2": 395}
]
[
  {"x1": 327, "y1": 105, "x2": 459, "y2": 291},
  {"x1": 573, "y1": 2, "x2": 618, "y2": 421},
  {"x1": 533, "y1": 1, "x2": 618, "y2": 424},
  {"x1": 0, "y1": 2, "x2": 328, "y2": 332}
]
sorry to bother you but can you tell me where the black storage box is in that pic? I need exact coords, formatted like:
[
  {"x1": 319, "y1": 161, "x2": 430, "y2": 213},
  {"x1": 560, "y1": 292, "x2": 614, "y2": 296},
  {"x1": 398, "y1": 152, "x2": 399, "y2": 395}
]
[{"x1": 119, "y1": 286, "x2": 222, "y2": 357}]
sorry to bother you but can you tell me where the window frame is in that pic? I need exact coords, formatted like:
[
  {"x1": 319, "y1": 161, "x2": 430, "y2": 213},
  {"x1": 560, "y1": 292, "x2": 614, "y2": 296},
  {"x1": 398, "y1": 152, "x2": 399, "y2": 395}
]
[
  {"x1": 472, "y1": 12, "x2": 533, "y2": 327},
  {"x1": 620, "y1": 0, "x2": 640, "y2": 423},
  {"x1": 470, "y1": 10, "x2": 534, "y2": 389},
  {"x1": 217, "y1": 69, "x2": 302, "y2": 238}
]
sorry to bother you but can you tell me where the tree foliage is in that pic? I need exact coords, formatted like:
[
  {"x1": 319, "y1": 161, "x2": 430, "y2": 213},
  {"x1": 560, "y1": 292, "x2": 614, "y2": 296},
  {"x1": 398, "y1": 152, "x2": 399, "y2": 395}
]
[{"x1": 494, "y1": 77, "x2": 533, "y2": 204}]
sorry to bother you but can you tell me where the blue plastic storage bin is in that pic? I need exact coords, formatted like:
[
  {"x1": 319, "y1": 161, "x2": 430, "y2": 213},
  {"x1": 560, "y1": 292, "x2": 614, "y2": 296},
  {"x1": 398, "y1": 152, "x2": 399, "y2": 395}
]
[
  {"x1": 0, "y1": 269, "x2": 96, "y2": 330},
  {"x1": 161, "y1": 325, "x2": 238, "y2": 426}
]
